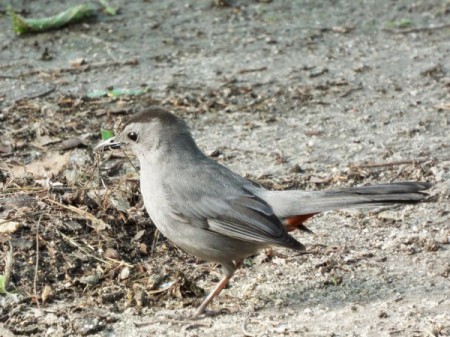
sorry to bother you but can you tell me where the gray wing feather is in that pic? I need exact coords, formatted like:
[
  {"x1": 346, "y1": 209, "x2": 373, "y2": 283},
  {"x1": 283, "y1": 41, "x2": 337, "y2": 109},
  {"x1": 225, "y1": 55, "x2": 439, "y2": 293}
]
[
  {"x1": 163, "y1": 161, "x2": 303, "y2": 250},
  {"x1": 208, "y1": 193, "x2": 303, "y2": 249}
]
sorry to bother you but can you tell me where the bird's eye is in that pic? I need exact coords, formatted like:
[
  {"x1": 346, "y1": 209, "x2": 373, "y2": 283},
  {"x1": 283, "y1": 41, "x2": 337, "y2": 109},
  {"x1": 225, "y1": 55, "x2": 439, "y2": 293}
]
[{"x1": 127, "y1": 132, "x2": 138, "y2": 142}]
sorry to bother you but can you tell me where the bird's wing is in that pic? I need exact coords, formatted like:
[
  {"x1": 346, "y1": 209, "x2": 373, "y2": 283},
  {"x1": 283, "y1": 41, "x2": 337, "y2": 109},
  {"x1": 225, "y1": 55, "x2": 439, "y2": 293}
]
[
  {"x1": 163, "y1": 164, "x2": 304, "y2": 250},
  {"x1": 207, "y1": 190, "x2": 303, "y2": 249}
]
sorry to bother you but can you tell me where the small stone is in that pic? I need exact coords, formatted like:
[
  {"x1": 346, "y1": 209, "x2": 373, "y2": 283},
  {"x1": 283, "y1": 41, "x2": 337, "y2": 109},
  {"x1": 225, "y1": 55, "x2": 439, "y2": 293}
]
[
  {"x1": 119, "y1": 267, "x2": 130, "y2": 280},
  {"x1": 79, "y1": 273, "x2": 100, "y2": 286},
  {"x1": 139, "y1": 243, "x2": 148, "y2": 255},
  {"x1": 378, "y1": 311, "x2": 388, "y2": 318},
  {"x1": 103, "y1": 248, "x2": 120, "y2": 260},
  {"x1": 209, "y1": 149, "x2": 222, "y2": 157},
  {"x1": 41, "y1": 285, "x2": 54, "y2": 303}
]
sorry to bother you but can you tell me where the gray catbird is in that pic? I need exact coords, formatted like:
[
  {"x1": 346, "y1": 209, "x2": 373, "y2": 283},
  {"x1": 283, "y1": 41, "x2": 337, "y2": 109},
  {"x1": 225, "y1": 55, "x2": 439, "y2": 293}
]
[{"x1": 95, "y1": 107, "x2": 430, "y2": 317}]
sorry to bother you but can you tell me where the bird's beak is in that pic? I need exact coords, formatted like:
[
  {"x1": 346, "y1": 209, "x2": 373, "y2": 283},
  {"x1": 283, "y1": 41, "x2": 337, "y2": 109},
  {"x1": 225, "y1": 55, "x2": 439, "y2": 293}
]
[{"x1": 94, "y1": 137, "x2": 123, "y2": 152}]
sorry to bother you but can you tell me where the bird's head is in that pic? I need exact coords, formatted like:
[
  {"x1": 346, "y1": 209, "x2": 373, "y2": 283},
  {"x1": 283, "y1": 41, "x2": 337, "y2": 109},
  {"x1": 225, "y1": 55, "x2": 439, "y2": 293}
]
[{"x1": 95, "y1": 107, "x2": 194, "y2": 160}]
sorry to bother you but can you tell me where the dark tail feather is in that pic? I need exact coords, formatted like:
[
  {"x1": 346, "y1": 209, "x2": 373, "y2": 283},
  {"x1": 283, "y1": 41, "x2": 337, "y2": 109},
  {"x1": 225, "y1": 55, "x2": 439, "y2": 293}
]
[
  {"x1": 325, "y1": 182, "x2": 432, "y2": 205},
  {"x1": 267, "y1": 182, "x2": 432, "y2": 218}
]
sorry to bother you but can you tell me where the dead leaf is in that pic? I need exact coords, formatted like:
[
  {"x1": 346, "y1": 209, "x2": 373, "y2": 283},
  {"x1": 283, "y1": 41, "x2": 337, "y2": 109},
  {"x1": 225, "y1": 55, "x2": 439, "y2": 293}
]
[
  {"x1": 109, "y1": 191, "x2": 131, "y2": 213},
  {"x1": 331, "y1": 25, "x2": 355, "y2": 34},
  {"x1": 33, "y1": 135, "x2": 62, "y2": 147},
  {"x1": 310, "y1": 176, "x2": 329, "y2": 184},
  {"x1": 103, "y1": 248, "x2": 120, "y2": 260},
  {"x1": 435, "y1": 103, "x2": 450, "y2": 111},
  {"x1": 377, "y1": 210, "x2": 403, "y2": 221},
  {"x1": 70, "y1": 57, "x2": 87, "y2": 67},
  {"x1": 0, "y1": 144, "x2": 12, "y2": 153},
  {"x1": 133, "y1": 230, "x2": 145, "y2": 241},
  {"x1": 42, "y1": 285, "x2": 54, "y2": 303},
  {"x1": 11, "y1": 152, "x2": 70, "y2": 178},
  {"x1": 0, "y1": 221, "x2": 22, "y2": 234},
  {"x1": 60, "y1": 137, "x2": 84, "y2": 150}
]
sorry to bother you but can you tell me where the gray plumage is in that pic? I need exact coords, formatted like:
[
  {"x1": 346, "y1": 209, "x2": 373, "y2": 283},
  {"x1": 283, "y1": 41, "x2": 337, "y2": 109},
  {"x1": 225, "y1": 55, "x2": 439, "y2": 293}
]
[
  {"x1": 265, "y1": 182, "x2": 430, "y2": 218},
  {"x1": 95, "y1": 107, "x2": 431, "y2": 316}
]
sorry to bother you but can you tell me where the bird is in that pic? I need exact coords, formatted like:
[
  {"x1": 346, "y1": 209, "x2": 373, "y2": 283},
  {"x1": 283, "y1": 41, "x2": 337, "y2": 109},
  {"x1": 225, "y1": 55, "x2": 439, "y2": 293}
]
[{"x1": 95, "y1": 107, "x2": 431, "y2": 318}]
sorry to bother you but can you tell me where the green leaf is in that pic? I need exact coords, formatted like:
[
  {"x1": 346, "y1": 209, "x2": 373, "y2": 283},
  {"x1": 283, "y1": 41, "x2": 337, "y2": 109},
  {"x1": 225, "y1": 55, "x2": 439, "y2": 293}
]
[
  {"x1": 99, "y1": 0, "x2": 118, "y2": 16},
  {"x1": 101, "y1": 129, "x2": 114, "y2": 140},
  {"x1": 385, "y1": 18, "x2": 413, "y2": 30},
  {"x1": 107, "y1": 88, "x2": 146, "y2": 97},
  {"x1": 0, "y1": 275, "x2": 6, "y2": 294},
  {"x1": 86, "y1": 90, "x2": 108, "y2": 98},
  {"x1": 398, "y1": 18, "x2": 412, "y2": 28},
  {"x1": 243, "y1": 258, "x2": 253, "y2": 268},
  {"x1": 9, "y1": 4, "x2": 95, "y2": 36}
]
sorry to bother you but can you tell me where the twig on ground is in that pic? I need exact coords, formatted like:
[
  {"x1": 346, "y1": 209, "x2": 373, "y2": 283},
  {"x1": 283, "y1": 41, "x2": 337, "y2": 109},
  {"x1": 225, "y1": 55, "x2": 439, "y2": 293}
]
[
  {"x1": 0, "y1": 60, "x2": 32, "y2": 69},
  {"x1": 242, "y1": 314, "x2": 256, "y2": 337},
  {"x1": 20, "y1": 87, "x2": 56, "y2": 100},
  {"x1": 5, "y1": 59, "x2": 138, "y2": 79},
  {"x1": 349, "y1": 158, "x2": 429, "y2": 169},
  {"x1": 56, "y1": 229, "x2": 133, "y2": 267},
  {"x1": 33, "y1": 213, "x2": 43, "y2": 309},
  {"x1": 150, "y1": 230, "x2": 161, "y2": 257},
  {"x1": 239, "y1": 67, "x2": 267, "y2": 74},
  {"x1": 340, "y1": 85, "x2": 363, "y2": 98},
  {"x1": 134, "y1": 318, "x2": 210, "y2": 327},
  {"x1": 45, "y1": 198, "x2": 110, "y2": 231},
  {"x1": 384, "y1": 23, "x2": 450, "y2": 34},
  {"x1": 145, "y1": 284, "x2": 175, "y2": 295},
  {"x1": 4, "y1": 241, "x2": 14, "y2": 291},
  {"x1": 0, "y1": 75, "x2": 19, "y2": 79}
]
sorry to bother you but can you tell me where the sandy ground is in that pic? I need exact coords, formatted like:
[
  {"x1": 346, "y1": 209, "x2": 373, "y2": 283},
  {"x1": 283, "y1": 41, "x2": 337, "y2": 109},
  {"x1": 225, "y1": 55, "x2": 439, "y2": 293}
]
[{"x1": 0, "y1": 1, "x2": 449, "y2": 336}]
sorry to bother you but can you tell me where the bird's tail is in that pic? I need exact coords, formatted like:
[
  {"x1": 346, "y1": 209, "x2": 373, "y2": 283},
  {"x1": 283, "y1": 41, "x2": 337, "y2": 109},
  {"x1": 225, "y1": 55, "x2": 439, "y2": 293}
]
[{"x1": 263, "y1": 182, "x2": 431, "y2": 232}]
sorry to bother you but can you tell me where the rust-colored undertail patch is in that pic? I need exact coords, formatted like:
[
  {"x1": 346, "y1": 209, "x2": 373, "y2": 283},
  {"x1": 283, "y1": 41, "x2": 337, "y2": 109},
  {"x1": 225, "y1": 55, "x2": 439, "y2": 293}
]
[{"x1": 284, "y1": 213, "x2": 318, "y2": 233}]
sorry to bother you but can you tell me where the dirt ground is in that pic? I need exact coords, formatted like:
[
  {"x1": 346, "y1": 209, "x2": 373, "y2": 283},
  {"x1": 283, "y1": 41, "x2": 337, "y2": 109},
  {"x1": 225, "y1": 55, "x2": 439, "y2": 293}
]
[{"x1": 0, "y1": 0, "x2": 449, "y2": 336}]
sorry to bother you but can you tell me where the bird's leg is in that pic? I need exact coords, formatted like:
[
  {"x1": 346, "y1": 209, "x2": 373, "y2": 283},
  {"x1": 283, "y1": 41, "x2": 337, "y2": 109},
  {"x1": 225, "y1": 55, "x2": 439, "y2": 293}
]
[
  {"x1": 192, "y1": 274, "x2": 232, "y2": 318},
  {"x1": 192, "y1": 260, "x2": 243, "y2": 318}
]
